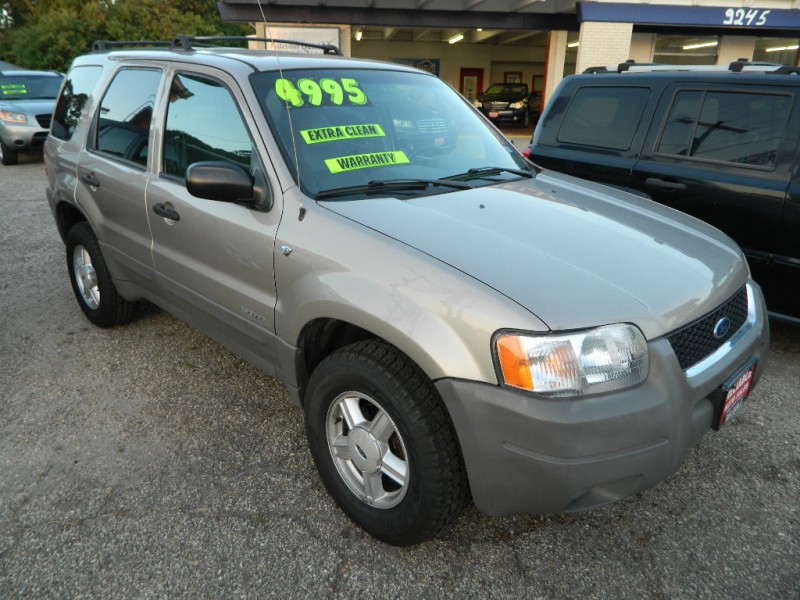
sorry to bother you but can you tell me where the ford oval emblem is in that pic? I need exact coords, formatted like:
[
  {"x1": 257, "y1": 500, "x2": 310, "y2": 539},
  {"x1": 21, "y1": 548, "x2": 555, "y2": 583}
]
[{"x1": 713, "y1": 317, "x2": 731, "y2": 339}]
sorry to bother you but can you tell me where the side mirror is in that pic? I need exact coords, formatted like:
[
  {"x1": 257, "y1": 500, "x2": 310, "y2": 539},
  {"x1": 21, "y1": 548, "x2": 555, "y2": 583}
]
[{"x1": 186, "y1": 161, "x2": 273, "y2": 212}]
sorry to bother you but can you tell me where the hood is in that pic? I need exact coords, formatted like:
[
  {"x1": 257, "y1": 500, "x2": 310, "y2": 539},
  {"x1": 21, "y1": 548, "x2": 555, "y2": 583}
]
[
  {"x1": 479, "y1": 91, "x2": 527, "y2": 102},
  {"x1": 320, "y1": 171, "x2": 748, "y2": 339},
  {"x1": 0, "y1": 98, "x2": 56, "y2": 115}
]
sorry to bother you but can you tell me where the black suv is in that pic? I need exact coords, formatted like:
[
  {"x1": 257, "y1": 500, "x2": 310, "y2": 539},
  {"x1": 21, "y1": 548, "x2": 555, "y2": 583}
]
[
  {"x1": 529, "y1": 62, "x2": 800, "y2": 323},
  {"x1": 474, "y1": 82, "x2": 539, "y2": 128}
]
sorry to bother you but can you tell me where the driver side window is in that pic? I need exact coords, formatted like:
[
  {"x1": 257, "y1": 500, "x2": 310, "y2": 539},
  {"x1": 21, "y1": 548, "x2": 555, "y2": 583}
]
[{"x1": 162, "y1": 73, "x2": 253, "y2": 179}]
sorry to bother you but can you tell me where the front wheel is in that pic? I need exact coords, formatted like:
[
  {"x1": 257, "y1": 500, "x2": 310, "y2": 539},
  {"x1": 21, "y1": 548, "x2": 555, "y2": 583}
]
[
  {"x1": 66, "y1": 222, "x2": 136, "y2": 328},
  {"x1": 0, "y1": 139, "x2": 19, "y2": 166},
  {"x1": 305, "y1": 340, "x2": 469, "y2": 546}
]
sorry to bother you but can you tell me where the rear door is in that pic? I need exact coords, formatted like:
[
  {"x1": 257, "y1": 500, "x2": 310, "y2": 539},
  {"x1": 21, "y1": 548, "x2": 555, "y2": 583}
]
[
  {"x1": 75, "y1": 66, "x2": 163, "y2": 285},
  {"x1": 531, "y1": 84, "x2": 653, "y2": 190},
  {"x1": 630, "y1": 83, "x2": 796, "y2": 267}
]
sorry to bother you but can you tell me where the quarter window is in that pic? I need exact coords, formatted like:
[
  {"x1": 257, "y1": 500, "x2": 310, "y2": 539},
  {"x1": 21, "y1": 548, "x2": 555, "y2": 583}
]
[
  {"x1": 51, "y1": 66, "x2": 102, "y2": 141},
  {"x1": 657, "y1": 90, "x2": 792, "y2": 168},
  {"x1": 93, "y1": 69, "x2": 161, "y2": 167},
  {"x1": 162, "y1": 74, "x2": 253, "y2": 179},
  {"x1": 557, "y1": 87, "x2": 650, "y2": 150}
]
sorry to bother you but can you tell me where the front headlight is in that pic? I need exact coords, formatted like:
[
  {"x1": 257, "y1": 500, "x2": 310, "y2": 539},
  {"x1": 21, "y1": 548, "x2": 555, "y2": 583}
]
[
  {"x1": 472, "y1": 100, "x2": 483, "y2": 108},
  {"x1": 509, "y1": 101, "x2": 525, "y2": 109},
  {"x1": 494, "y1": 324, "x2": 649, "y2": 397},
  {"x1": 0, "y1": 110, "x2": 28, "y2": 124}
]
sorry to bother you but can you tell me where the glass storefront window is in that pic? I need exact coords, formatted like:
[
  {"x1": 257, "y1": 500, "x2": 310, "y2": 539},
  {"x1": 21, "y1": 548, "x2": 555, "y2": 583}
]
[
  {"x1": 753, "y1": 37, "x2": 799, "y2": 65},
  {"x1": 653, "y1": 35, "x2": 718, "y2": 65}
]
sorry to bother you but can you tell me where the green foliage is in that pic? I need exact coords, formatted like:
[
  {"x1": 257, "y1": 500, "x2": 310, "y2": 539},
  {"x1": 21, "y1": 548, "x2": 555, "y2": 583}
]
[
  {"x1": 1, "y1": 4, "x2": 106, "y2": 71},
  {"x1": 0, "y1": 0, "x2": 253, "y2": 71}
]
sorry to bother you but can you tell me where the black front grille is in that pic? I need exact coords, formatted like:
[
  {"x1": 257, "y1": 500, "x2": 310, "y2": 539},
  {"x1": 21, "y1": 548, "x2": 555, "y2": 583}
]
[
  {"x1": 666, "y1": 285, "x2": 749, "y2": 370},
  {"x1": 486, "y1": 101, "x2": 509, "y2": 111},
  {"x1": 36, "y1": 114, "x2": 52, "y2": 128},
  {"x1": 416, "y1": 118, "x2": 447, "y2": 134}
]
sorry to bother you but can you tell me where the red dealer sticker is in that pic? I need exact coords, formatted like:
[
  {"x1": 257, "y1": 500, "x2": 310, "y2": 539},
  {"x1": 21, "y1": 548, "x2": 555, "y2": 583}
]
[{"x1": 719, "y1": 363, "x2": 756, "y2": 427}]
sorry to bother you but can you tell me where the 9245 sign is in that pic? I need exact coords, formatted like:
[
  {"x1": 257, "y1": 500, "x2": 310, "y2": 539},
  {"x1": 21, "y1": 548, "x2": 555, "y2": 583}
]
[{"x1": 723, "y1": 8, "x2": 770, "y2": 27}]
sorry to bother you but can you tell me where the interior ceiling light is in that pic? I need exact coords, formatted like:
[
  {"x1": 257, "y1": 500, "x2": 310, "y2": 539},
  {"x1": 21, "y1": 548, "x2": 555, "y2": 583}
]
[
  {"x1": 682, "y1": 41, "x2": 718, "y2": 50},
  {"x1": 766, "y1": 44, "x2": 799, "y2": 52},
  {"x1": 448, "y1": 33, "x2": 464, "y2": 44},
  {"x1": 567, "y1": 42, "x2": 579, "y2": 48},
  {"x1": 355, "y1": 29, "x2": 363, "y2": 41}
]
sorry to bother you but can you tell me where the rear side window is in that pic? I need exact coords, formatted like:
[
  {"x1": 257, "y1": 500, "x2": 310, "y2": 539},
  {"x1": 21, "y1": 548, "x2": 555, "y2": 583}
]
[
  {"x1": 557, "y1": 87, "x2": 649, "y2": 150},
  {"x1": 657, "y1": 90, "x2": 792, "y2": 168},
  {"x1": 92, "y1": 68, "x2": 162, "y2": 167},
  {"x1": 51, "y1": 66, "x2": 102, "y2": 141}
]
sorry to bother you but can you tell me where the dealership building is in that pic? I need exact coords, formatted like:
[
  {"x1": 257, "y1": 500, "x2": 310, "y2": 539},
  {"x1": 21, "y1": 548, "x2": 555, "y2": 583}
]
[{"x1": 219, "y1": 0, "x2": 800, "y2": 107}]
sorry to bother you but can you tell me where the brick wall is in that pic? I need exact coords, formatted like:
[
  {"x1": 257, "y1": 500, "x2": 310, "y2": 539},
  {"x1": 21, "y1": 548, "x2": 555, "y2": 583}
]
[{"x1": 575, "y1": 22, "x2": 634, "y2": 74}]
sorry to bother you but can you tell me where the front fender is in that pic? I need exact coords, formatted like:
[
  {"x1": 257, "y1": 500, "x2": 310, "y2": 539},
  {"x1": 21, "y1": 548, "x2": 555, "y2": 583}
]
[{"x1": 273, "y1": 198, "x2": 547, "y2": 386}]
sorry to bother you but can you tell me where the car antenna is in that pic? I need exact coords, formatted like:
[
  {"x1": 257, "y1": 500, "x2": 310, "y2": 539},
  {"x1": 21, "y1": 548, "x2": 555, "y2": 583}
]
[{"x1": 253, "y1": 0, "x2": 306, "y2": 221}]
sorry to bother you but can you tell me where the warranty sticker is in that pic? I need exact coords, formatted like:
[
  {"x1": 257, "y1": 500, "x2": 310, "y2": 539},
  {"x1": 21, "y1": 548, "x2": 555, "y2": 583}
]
[{"x1": 325, "y1": 151, "x2": 410, "y2": 174}]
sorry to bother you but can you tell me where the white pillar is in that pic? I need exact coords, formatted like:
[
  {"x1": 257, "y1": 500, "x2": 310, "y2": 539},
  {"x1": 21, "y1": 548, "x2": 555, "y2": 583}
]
[
  {"x1": 543, "y1": 30, "x2": 568, "y2": 107},
  {"x1": 716, "y1": 36, "x2": 757, "y2": 66},
  {"x1": 575, "y1": 22, "x2": 633, "y2": 74}
]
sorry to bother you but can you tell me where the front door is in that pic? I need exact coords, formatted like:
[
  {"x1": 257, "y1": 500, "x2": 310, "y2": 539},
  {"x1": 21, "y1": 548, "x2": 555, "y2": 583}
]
[{"x1": 146, "y1": 69, "x2": 281, "y2": 366}]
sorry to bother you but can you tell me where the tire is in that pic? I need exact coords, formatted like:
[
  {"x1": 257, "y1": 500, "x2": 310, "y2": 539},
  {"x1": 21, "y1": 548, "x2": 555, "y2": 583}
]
[
  {"x1": 0, "y1": 139, "x2": 19, "y2": 166},
  {"x1": 519, "y1": 110, "x2": 530, "y2": 129},
  {"x1": 305, "y1": 340, "x2": 469, "y2": 546},
  {"x1": 66, "y1": 222, "x2": 136, "y2": 328}
]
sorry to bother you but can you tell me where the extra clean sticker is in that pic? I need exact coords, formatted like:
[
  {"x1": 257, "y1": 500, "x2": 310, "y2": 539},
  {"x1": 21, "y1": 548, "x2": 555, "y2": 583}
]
[
  {"x1": 325, "y1": 151, "x2": 410, "y2": 174},
  {"x1": 300, "y1": 124, "x2": 385, "y2": 145}
]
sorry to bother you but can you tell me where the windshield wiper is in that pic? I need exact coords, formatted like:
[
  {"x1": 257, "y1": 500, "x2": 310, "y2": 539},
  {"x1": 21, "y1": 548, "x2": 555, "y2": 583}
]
[
  {"x1": 448, "y1": 166, "x2": 537, "y2": 182},
  {"x1": 315, "y1": 178, "x2": 472, "y2": 200}
]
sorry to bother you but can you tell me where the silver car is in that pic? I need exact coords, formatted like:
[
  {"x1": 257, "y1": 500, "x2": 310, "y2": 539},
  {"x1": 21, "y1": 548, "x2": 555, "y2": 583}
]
[
  {"x1": 0, "y1": 69, "x2": 63, "y2": 165},
  {"x1": 45, "y1": 37, "x2": 769, "y2": 546}
]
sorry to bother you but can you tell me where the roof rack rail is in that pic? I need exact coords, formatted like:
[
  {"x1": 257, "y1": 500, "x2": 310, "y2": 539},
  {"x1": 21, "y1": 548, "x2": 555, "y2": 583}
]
[
  {"x1": 770, "y1": 65, "x2": 800, "y2": 75},
  {"x1": 91, "y1": 35, "x2": 342, "y2": 56},
  {"x1": 583, "y1": 59, "x2": 791, "y2": 75},
  {"x1": 171, "y1": 35, "x2": 342, "y2": 55},
  {"x1": 582, "y1": 66, "x2": 610, "y2": 74},
  {"x1": 92, "y1": 40, "x2": 172, "y2": 52}
]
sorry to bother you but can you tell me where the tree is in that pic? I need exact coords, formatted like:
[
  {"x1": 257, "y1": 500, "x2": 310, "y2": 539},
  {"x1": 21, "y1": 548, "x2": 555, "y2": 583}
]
[
  {"x1": 2, "y1": 4, "x2": 106, "y2": 71},
  {"x1": 0, "y1": 0, "x2": 252, "y2": 71}
]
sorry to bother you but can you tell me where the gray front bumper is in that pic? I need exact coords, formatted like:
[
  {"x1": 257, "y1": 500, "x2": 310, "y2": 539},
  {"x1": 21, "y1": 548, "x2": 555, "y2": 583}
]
[
  {"x1": 1, "y1": 122, "x2": 49, "y2": 151},
  {"x1": 437, "y1": 282, "x2": 770, "y2": 517}
]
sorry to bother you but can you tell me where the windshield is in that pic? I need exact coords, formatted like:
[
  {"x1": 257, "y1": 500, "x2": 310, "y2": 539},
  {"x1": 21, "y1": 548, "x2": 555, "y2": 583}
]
[
  {"x1": 483, "y1": 84, "x2": 528, "y2": 97},
  {"x1": 251, "y1": 68, "x2": 528, "y2": 199},
  {"x1": 0, "y1": 74, "x2": 63, "y2": 100}
]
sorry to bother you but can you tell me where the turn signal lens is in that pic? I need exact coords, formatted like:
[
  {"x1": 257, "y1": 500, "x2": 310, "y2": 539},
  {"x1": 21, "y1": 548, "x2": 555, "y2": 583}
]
[
  {"x1": 496, "y1": 335, "x2": 534, "y2": 391},
  {"x1": 495, "y1": 324, "x2": 649, "y2": 397}
]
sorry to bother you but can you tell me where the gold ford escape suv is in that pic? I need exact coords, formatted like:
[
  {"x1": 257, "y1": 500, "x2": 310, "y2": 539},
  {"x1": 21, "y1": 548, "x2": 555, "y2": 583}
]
[{"x1": 45, "y1": 37, "x2": 770, "y2": 545}]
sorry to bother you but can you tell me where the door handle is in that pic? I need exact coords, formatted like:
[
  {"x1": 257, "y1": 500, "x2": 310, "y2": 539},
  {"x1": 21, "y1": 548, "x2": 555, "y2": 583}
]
[
  {"x1": 81, "y1": 173, "x2": 100, "y2": 187},
  {"x1": 152, "y1": 203, "x2": 180, "y2": 221},
  {"x1": 644, "y1": 177, "x2": 686, "y2": 192}
]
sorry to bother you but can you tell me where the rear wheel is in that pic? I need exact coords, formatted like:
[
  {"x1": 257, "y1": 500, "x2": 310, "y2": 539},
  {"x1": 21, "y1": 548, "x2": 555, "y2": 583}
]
[
  {"x1": 0, "y1": 139, "x2": 19, "y2": 166},
  {"x1": 305, "y1": 340, "x2": 469, "y2": 546},
  {"x1": 66, "y1": 222, "x2": 135, "y2": 327}
]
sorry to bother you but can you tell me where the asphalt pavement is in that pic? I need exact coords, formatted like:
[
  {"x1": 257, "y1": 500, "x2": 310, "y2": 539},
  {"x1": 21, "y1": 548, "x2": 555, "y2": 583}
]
[{"x1": 1, "y1": 157, "x2": 798, "y2": 598}]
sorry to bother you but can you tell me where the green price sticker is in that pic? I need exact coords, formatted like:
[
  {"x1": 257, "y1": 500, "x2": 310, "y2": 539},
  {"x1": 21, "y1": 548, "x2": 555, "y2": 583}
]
[
  {"x1": 275, "y1": 77, "x2": 368, "y2": 107},
  {"x1": 300, "y1": 123, "x2": 385, "y2": 145},
  {"x1": 1, "y1": 84, "x2": 27, "y2": 95},
  {"x1": 325, "y1": 151, "x2": 410, "y2": 174}
]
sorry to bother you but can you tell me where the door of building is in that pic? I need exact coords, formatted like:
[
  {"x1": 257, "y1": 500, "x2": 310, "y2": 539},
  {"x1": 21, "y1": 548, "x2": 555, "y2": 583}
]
[{"x1": 459, "y1": 68, "x2": 484, "y2": 102}]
